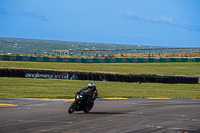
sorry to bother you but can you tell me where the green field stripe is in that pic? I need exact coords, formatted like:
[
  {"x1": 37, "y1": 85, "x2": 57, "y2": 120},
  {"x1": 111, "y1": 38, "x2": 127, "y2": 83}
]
[
  {"x1": 29, "y1": 56, "x2": 37, "y2": 61},
  {"x1": 193, "y1": 57, "x2": 200, "y2": 62},
  {"x1": 160, "y1": 58, "x2": 166, "y2": 62},
  {"x1": 43, "y1": 57, "x2": 50, "y2": 62},
  {"x1": 16, "y1": 56, "x2": 23, "y2": 61},
  {"x1": 127, "y1": 58, "x2": 133, "y2": 63},
  {"x1": 138, "y1": 58, "x2": 143, "y2": 63},
  {"x1": 81, "y1": 58, "x2": 87, "y2": 63},
  {"x1": 3, "y1": 55, "x2": 10, "y2": 60},
  {"x1": 148, "y1": 58, "x2": 154, "y2": 62},
  {"x1": 93, "y1": 58, "x2": 99, "y2": 63},
  {"x1": 105, "y1": 58, "x2": 111, "y2": 63},
  {"x1": 69, "y1": 58, "x2": 75, "y2": 62},
  {"x1": 116, "y1": 58, "x2": 122, "y2": 63},
  {"x1": 56, "y1": 57, "x2": 63, "y2": 62},
  {"x1": 181, "y1": 57, "x2": 187, "y2": 62},
  {"x1": 171, "y1": 58, "x2": 177, "y2": 62}
]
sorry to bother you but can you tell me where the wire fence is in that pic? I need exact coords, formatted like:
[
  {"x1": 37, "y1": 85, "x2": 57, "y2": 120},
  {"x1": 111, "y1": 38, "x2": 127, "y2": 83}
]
[{"x1": 53, "y1": 47, "x2": 200, "y2": 57}]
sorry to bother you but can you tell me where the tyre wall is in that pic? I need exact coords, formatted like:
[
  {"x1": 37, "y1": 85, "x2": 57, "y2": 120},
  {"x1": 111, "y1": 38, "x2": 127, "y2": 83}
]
[
  {"x1": 0, "y1": 68, "x2": 199, "y2": 84},
  {"x1": 0, "y1": 55, "x2": 200, "y2": 63}
]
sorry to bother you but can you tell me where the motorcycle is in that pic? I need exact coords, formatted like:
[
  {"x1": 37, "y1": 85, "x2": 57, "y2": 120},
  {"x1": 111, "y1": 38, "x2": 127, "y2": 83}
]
[{"x1": 68, "y1": 90, "x2": 94, "y2": 114}]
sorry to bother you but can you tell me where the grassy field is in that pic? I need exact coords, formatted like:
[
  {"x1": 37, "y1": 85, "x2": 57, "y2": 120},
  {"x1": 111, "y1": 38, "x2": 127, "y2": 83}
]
[
  {"x1": 0, "y1": 61, "x2": 200, "y2": 75},
  {"x1": 0, "y1": 77, "x2": 200, "y2": 99},
  {"x1": 0, "y1": 61, "x2": 200, "y2": 99}
]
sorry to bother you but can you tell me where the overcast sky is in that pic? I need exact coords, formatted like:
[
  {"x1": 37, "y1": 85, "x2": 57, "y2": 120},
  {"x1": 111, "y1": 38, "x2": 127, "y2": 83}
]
[{"x1": 0, "y1": 0, "x2": 200, "y2": 47}]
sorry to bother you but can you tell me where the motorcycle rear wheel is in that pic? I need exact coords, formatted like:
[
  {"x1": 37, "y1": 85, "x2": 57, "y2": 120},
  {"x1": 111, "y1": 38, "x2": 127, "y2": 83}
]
[
  {"x1": 68, "y1": 101, "x2": 77, "y2": 114},
  {"x1": 83, "y1": 102, "x2": 94, "y2": 113}
]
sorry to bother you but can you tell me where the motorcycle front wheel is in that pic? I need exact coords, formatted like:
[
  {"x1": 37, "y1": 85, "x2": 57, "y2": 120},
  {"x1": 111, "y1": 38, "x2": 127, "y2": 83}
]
[{"x1": 68, "y1": 101, "x2": 77, "y2": 114}]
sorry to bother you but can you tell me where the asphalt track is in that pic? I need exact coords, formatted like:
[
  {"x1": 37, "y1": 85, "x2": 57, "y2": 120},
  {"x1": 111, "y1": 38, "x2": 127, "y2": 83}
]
[{"x1": 0, "y1": 98, "x2": 200, "y2": 133}]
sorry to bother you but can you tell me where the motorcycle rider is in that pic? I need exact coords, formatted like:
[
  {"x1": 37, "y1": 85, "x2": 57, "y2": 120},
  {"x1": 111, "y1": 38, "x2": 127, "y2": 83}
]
[{"x1": 78, "y1": 82, "x2": 98, "y2": 103}]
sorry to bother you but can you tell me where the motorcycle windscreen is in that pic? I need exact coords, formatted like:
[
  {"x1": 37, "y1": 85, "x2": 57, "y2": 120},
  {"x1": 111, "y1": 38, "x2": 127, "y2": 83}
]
[{"x1": 80, "y1": 90, "x2": 87, "y2": 99}]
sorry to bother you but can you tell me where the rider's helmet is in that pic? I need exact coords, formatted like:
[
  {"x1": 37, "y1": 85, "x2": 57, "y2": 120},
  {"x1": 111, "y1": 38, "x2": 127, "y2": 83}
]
[{"x1": 88, "y1": 82, "x2": 94, "y2": 91}]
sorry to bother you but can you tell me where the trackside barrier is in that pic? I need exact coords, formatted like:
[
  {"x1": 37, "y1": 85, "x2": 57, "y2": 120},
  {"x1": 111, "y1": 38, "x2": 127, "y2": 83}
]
[
  {"x1": 193, "y1": 57, "x2": 200, "y2": 62},
  {"x1": 0, "y1": 55, "x2": 200, "y2": 63},
  {"x1": 0, "y1": 68, "x2": 199, "y2": 84}
]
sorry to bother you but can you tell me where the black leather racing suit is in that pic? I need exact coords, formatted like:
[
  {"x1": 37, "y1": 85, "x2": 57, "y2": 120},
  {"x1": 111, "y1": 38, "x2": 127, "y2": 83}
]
[{"x1": 81, "y1": 86, "x2": 98, "y2": 102}]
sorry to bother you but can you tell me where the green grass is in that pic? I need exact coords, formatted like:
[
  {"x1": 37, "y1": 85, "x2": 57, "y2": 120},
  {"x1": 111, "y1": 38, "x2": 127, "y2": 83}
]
[
  {"x1": 0, "y1": 77, "x2": 200, "y2": 99},
  {"x1": 0, "y1": 61, "x2": 200, "y2": 99},
  {"x1": 0, "y1": 61, "x2": 200, "y2": 75}
]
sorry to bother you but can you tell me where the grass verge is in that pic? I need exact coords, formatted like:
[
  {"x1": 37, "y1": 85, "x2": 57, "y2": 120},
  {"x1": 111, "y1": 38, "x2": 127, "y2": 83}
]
[
  {"x1": 0, "y1": 61, "x2": 200, "y2": 75},
  {"x1": 0, "y1": 77, "x2": 200, "y2": 99}
]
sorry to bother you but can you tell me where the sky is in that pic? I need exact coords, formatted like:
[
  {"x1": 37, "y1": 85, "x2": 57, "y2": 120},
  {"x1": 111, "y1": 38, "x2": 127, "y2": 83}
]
[{"x1": 0, "y1": 0, "x2": 200, "y2": 47}]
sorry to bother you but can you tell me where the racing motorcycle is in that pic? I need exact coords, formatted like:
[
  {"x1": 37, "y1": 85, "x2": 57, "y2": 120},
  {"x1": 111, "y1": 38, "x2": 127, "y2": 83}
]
[{"x1": 68, "y1": 90, "x2": 94, "y2": 114}]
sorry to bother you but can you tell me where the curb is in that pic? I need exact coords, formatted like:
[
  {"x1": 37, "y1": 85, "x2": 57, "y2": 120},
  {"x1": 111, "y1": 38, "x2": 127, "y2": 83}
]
[{"x1": 0, "y1": 103, "x2": 21, "y2": 107}]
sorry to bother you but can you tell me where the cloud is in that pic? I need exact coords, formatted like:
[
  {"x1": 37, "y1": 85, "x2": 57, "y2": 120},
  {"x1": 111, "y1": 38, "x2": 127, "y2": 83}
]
[
  {"x1": 0, "y1": 8, "x2": 9, "y2": 15},
  {"x1": 0, "y1": 8, "x2": 48, "y2": 22},
  {"x1": 21, "y1": 11, "x2": 48, "y2": 21},
  {"x1": 124, "y1": 11, "x2": 200, "y2": 32}
]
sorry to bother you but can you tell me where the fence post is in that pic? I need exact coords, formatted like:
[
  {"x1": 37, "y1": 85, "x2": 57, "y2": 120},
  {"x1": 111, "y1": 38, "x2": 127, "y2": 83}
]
[
  {"x1": 81, "y1": 50, "x2": 83, "y2": 56},
  {"x1": 173, "y1": 48, "x2": 175, "y2": 53},
  {"x1": 119, "y1": 49, "x2": 121, "y2": 54},
  {"x1": 132, "y1": 49, "x2": 133, "y2": 55},
  {"x1": 66, "y1": 50, "x2": 68, "y2": 56},
  {"x1": 192, "y1": 48, "x2": 194, "y2": 52},
  {"x1": 113, "y1": 50, "x2": 114, "y2": 55},
  {"x1": 161, "y1": 48, "x2": 162, "y2": 53},
  {"x1": 94, "y1": 50, "x2": 96, "y2": 56},
  {"x1": 88, "y1": 50, "x2": 89, "y2": 57},
  {"x1": 107, "y1": 50, "x2": 108, "y2": 56},
  {"x1": 137, "y1": 49, "x2": 139, "y2": 54},
  {"x1": 68, "y1": 50, "x2": 69, "y2": 56},
  {"x1": 186, "y1": 48, "x2": 187, "y2": 53},
  {"x1": 60, "y1": 50, "x2": 62, "y2": 56},
  {"x1": 167, "y1": 48, "x2": 168, "y2": 53},
  {"x1": 155, "y1": 49, "x2": 156, "y2": 54},
  {"x1": 126, "y1": 49, "x2": 127, "y2": 55}
]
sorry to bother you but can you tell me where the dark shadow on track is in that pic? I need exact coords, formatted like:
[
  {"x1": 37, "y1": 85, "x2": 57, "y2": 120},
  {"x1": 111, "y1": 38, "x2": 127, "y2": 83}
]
[{"x1": 77, "y1": 112, "x2": 126, "y2": 114}]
